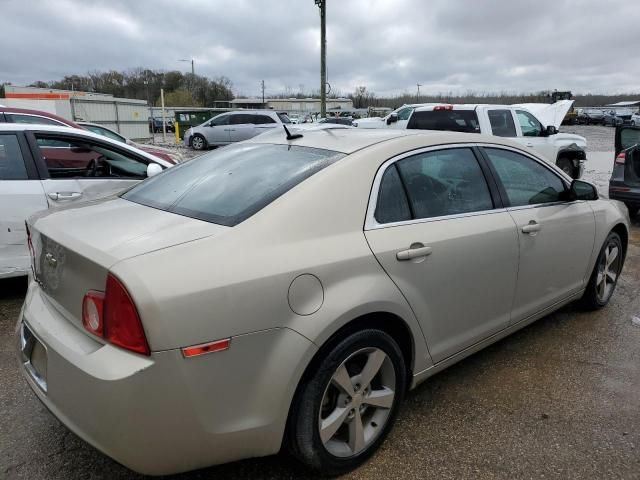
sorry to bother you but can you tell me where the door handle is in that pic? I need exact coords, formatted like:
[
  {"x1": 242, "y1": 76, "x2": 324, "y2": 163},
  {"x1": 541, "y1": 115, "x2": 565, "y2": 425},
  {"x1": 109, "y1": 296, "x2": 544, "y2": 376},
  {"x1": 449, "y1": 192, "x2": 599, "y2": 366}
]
[
  {"x1": 48, "y1": 192, "x2": 82, "y2": 201},
  {"x1": 396, "y1": 245, "x2": 433, "y2": 261},
  {"x1": 521, "y1": 221, "x2": 541, "y2": 234}
]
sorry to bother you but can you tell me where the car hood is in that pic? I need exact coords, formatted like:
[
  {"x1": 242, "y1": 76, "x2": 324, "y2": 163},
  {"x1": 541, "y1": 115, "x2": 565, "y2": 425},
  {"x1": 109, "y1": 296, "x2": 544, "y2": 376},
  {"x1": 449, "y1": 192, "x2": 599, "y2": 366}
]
[
  {"x1": 29, "y1": 197, "x2": 227, "y2": 269},
  {"x1": 513, "y1": 100, "x2": 574, "y2": 129}
]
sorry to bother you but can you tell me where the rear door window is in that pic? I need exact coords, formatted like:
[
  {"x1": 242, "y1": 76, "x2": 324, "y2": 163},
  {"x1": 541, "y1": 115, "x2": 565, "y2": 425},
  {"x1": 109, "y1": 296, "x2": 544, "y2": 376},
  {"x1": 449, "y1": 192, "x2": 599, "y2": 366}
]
[
  {"x1": 123, "y1": 144, "x2": 344, "y2": 226},
  {"x1": 375, "y1": 148, "x2": 494, "y2": 223},
  {"x1": 253, "y1": 115, "x2": 276, "y2": 124},
  {"x1": 0, "y1": 134, "x2": 28, "y2": 180},
  {"x1": 488, "y1": 110, "x2": 517, "y2": 137},
  {"x1": 229, "y1": 114, "x2": 254, "y2": 125},
  {"x1": 407, "y1": 110, "x2": 480, "y2": 133}
]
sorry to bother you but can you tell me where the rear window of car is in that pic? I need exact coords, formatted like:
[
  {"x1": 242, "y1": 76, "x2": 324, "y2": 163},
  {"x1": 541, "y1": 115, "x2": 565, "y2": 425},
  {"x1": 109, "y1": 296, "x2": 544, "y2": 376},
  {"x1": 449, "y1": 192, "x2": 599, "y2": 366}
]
[
  {"x1": 407, "y1": 110, "x2": 480, "y2": 133},
  {"x1": 620, "y1": 128, "x2": 640, "y2": 150},
  {"x1": 277, "y1": 113, "x2": 291, "y2": 124},
  {"x1": 122, "y1": 143, "x2": 344, "y2": 226}
]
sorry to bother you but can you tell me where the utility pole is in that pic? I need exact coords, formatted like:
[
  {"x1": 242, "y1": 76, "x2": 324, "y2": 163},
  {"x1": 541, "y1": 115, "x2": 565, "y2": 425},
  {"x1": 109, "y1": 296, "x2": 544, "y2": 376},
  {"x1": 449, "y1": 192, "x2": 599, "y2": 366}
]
[
  {"x1": 316, "y1": 0, "x2": 327, "y2": 118},
  {"x1": 261, "y1": 80, "x2": 265, "y2": 106},
  {"x1": 179, "y1": 58, "x2": 195, "y2": 76},
  {"x1": 416, "y1": 83, "x2": 422, "y2": 103}
]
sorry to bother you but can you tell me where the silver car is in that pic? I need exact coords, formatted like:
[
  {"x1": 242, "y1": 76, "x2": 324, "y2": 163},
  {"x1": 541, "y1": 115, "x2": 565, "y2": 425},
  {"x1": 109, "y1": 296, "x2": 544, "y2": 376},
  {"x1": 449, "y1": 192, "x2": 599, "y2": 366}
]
[
  {"x1": 18, "y1": 129, "x2": 628, "y2": 475},
  {"x1": 184, "y1": 110, "x2": 291, "y2": 150}
]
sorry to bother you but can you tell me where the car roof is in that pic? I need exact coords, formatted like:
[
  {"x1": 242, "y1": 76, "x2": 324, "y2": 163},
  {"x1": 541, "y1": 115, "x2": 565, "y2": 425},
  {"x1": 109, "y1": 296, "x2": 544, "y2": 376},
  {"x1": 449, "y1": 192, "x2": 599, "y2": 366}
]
[
  {"x1": 246, "y1": 127, "x2": 522, "y2": 154},
  {"x1": 0, "y1": 106, "x2": 81, "y2": 127},
  {"x1": 0, "y1": 123, "x2": 172, "y2": 167}
]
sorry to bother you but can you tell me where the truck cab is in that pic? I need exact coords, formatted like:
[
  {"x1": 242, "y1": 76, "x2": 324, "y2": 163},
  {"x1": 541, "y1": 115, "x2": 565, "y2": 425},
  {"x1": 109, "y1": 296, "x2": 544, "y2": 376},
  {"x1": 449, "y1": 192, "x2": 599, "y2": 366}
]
[{"x1": 404, "y1": 104, "x2": 587, "y2": 178}]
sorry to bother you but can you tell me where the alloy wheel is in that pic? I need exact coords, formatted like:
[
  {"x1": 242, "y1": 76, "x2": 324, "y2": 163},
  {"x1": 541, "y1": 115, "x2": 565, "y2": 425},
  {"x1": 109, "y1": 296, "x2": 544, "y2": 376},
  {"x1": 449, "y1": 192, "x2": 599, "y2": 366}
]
[
  {"x1": 596, "y1": 241, "x2": 621, "y2": 303},
  {"x1": 319, "y1": 347, "x2": 396, "y2": 458},
  {"x1": 192, "y1": 136, "x2": 204, "y2": 150}
]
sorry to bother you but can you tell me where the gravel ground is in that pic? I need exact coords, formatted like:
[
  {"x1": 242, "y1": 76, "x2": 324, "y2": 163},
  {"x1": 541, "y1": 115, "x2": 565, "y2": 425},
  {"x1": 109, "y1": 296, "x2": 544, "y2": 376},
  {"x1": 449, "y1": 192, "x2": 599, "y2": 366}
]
[{"x1": 2, "y1": 125, "x2": 639, "y2": 479}]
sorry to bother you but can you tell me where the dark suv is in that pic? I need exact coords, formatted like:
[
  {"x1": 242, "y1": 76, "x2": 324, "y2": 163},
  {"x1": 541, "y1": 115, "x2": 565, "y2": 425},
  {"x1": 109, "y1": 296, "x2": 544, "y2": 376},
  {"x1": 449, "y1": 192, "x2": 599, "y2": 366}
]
[{"x1": 609, "y1": 125, "x2": 640, "y2": 217}]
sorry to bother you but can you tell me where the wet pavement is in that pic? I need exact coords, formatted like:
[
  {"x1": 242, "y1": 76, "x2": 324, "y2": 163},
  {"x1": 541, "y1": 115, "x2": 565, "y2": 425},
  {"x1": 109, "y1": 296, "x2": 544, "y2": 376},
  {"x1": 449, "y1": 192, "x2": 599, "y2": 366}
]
[{"x1": 1, "y1": 126, "x2": 639, "y2": 479}]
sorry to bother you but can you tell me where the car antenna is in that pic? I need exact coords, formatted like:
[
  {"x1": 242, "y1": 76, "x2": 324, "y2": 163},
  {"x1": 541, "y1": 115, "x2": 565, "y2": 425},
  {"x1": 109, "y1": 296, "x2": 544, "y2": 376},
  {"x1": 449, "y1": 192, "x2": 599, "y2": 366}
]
[{"x1": 283, "y1": 124, "x2": 303, "y2": 140}]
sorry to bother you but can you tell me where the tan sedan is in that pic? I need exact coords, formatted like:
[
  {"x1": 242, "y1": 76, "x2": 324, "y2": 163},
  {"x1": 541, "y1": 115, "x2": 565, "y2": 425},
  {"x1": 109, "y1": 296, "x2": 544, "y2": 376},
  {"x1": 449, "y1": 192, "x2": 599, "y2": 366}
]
[{"x1": 17, "y1": 128, "x2": 629, "y2": 475}]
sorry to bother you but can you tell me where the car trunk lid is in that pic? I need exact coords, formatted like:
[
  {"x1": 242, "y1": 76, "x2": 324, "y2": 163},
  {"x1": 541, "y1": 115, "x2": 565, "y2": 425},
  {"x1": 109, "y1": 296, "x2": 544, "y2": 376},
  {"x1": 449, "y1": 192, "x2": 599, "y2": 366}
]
[
  {"x1": 616, "y1": 126, "x2": 640, "y2": 186},
  {"x1": 28, "y1": 197, "x2": 227, "y2": 333}
]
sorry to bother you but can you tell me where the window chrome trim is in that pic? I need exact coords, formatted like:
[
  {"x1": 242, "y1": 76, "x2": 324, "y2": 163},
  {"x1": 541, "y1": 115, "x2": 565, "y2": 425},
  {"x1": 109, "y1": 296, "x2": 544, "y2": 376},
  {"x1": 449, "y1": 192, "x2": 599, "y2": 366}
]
[{"x1": 364, "y1": 142, "x2": 572, "y2": 231}]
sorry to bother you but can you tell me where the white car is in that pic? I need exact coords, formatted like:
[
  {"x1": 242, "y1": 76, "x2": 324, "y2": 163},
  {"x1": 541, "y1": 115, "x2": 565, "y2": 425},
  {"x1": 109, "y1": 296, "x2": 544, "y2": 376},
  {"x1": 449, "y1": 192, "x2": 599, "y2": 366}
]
[
  {"x1": 631, "y1": 112, "x2": 640, "y2": 127},
  {"x1": 0, "y1": 124, "x2": 171, "y2": 279},
  {"x1": 352, "y1": 104, "x2": 437, "y2": 129}
]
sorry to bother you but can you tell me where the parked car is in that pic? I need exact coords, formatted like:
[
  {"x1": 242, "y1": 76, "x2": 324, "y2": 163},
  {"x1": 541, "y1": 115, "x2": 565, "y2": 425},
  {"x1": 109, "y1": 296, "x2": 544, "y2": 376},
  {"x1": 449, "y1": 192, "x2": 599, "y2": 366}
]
[
  {"x1": 0, "y1": 124, "x2": 171, "y2": 279},
  {"x1": 603, "y1": 110, "x2": 624, "y2": 127},
  {"x1": 149, "y1": 117, "x2": 175, "y2": 133},
  {"x1": 630, "y1": 112, "x2": 640, "y2": 126},
  {"x1": 577, "y1": 108, "x2": 605, "y2": 125},
  {"x1": 183, "y1": 110, "x2": 291, "y2": 150},
  {"x1": 77, "y1": 122, "x2": 183, "y2": 164},
  {"x1": 609, "y1": 125, "x2": 640, "y2": 217},
  {"x1": 352, "y1": 103, "x2": 435, "y2": 129},
  {"x1": 403, "y1": 103, "x2": 587, "y2": 178},
  {"x1": 18, "y1": 128, "x2": 628, "y2": 476},
  {"x1": 0, "y1": 107, "x2": 181, "y2": 164},
  {"x1": 318, "y1": 116, "x2": 354, "y2": 126}
]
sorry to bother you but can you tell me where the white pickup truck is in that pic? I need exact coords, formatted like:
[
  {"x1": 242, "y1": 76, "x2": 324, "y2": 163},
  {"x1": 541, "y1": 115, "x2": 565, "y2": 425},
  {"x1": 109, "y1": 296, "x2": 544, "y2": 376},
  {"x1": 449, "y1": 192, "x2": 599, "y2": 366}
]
[{"x1": 355, "y1": 101, "x2": 587, "y2": 178}]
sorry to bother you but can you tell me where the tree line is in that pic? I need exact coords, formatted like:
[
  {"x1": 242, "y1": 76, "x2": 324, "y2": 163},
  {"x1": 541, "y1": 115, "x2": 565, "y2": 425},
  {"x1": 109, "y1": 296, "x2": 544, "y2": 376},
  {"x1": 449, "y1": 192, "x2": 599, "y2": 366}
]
[{"x1": 5, "y1": 68, "x2": 234, "y2": 107}]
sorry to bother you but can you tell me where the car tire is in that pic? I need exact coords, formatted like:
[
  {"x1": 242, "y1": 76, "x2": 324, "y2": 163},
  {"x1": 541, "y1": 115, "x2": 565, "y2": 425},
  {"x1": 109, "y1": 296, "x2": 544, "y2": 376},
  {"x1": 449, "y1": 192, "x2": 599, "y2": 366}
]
[
  {"x1": 581, "y1": 232, "x2": 624, "y2": 310},
  {"x1": 556, "y1": 157, "x2": 574, "y2": 177},
  {"x1": 191, "y1": 134, "x2": 207, "y2": 151},
  {"x1": 632, "y1": 121, "x2": 636, "y2": 127},
  {"x1": 288, "y1": 329, "x2": 406, "y2": 476}
]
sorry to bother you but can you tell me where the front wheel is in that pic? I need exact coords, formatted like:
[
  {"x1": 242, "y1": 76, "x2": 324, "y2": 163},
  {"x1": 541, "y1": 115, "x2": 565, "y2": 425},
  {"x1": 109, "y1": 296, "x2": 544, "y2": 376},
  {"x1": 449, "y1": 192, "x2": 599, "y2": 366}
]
[
  {"x1": 190, "y1": 134, "x2": 207, "y2": 151},
  {"x1": 582, "y1": 232, "x2": 624, "y2": 310},
  {"x1": 289, "y1": 329, "x2": 406, "y2": 475}
]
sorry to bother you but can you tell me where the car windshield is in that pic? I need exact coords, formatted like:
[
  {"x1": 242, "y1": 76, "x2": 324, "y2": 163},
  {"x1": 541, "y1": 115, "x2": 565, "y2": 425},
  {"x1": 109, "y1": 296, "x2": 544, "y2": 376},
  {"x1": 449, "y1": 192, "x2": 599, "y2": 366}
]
[
  {"x1": 407, "y1": 110, "x2": 480, "y2": 133},
  {"x1": 122, "y1": 143, "x2": 344, "y2": 226}
]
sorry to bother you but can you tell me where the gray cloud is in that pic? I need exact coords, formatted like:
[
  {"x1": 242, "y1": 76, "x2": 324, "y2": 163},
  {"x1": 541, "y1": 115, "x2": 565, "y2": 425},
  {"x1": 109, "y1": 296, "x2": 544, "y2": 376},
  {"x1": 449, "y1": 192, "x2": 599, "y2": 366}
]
[{"x1": 1, "y1": 0, "x2": 638, "y2": 97}]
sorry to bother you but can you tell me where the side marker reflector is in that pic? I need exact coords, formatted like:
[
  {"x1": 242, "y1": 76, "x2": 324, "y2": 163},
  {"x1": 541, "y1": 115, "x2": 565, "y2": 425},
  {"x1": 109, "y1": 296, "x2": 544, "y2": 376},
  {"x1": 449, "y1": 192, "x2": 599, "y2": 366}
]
[{"x1": 182, "y1": 338, "x2": 231, "y2": 358}]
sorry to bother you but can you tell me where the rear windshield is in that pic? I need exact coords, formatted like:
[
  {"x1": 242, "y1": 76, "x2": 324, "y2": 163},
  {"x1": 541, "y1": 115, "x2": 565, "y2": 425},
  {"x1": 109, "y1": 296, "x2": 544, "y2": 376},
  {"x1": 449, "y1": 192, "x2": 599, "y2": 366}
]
[
  {"x1": 122, "y1": 144, "x2": 344, "y2": 226},
  {"x1": 620, "y1": 128, "x2": 640, "y2": 150},
  {"x1": 277, "y1": 113, "x2": 291, "y2": 124},
  {"x1": 407, "y1": 110, "x2": 480, "y2": 133}
]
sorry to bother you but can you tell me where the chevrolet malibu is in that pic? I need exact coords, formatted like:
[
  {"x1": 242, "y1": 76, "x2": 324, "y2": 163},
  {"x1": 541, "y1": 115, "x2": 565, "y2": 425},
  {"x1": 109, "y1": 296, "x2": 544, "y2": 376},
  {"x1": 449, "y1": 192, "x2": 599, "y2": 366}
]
[{"x1": 17, "y1": 129, "x2": 629, "y2": 475}]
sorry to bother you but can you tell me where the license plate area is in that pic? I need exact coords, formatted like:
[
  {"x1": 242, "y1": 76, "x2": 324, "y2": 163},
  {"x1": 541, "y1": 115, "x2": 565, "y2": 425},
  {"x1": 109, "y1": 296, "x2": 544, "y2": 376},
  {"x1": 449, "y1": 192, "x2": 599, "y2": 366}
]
[{"x1": 20, "y1": 322, "x2": 48, "y2": 393}]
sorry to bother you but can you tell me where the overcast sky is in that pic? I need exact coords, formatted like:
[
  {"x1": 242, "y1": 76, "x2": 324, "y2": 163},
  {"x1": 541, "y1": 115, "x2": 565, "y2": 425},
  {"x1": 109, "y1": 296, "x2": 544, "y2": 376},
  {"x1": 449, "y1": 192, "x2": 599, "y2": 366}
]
[{"x1": 1, "y1": 0, "x2": 638, "y2": 97}]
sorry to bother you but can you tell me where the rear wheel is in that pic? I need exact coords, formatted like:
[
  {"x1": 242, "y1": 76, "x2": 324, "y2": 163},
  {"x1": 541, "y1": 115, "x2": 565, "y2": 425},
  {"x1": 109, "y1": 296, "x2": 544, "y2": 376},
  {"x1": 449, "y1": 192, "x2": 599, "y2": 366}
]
[
  {"x1": 632, "y1": 121, "x2": 636, "y2": 127},
  {"x1": 289, "y1": 329, "x2": 406, "y2": 475},
  {"x1": 582, "y1": 232, "x2": 624, "y2": 310},
  {"x1": 557, "y1": 157, "x2": 574, "y2": 177},
  {"x1": 191, "y1": 134, "x2": 207, "y2": 151}
]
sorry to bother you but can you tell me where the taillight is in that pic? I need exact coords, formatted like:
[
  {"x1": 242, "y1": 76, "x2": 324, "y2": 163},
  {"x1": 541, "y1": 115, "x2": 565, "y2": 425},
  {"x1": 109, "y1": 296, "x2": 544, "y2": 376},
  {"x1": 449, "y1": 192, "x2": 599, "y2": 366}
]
[
  {"x1": 82, "y1": 291, "x2": 105, "y2": 336},
  {"x1": 82, "y1": 273, "x2": 150, "y2": 356},
  {"x1": 615, "y1": 152, "x2": 626, "y2": 165},
  {"x1": 434, "y1": 105, "x2": 454, "y2": 111}
]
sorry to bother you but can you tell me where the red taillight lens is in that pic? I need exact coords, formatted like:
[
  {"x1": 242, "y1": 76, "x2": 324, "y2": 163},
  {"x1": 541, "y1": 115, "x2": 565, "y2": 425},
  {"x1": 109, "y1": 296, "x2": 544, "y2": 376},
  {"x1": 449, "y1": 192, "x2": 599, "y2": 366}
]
[
  {"x1": 182, "y1": 338, "x2": 231, "y2": 358},
  {"x1": 82, "y1": 291, "x2": 105, "y2": 336},
  {"x1": 103, "y1": 274, "x2": 150, "y2": 356},
  {"x1": 615, "y1": 152, "x2": 626, "y2": 164},
  {"x1": 82, "y1": 274, "x2": 150, "y2": 356}
]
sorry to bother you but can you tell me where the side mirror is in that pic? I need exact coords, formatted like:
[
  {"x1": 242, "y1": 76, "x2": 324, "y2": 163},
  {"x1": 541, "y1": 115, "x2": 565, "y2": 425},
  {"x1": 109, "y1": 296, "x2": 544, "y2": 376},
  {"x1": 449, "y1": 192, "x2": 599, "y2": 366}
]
[
  {"x1": 146, "y1": 163, "x2": 163, "y2": 178},
  {"x1": 567, "y1": 180, "x2": 598, "y2": 201},
  {"x1": 545, "y1": 125, "x2": 558, "y2": 136},
  {"x1": 386, "y1": 113, "x2": 399, "y2": 125}
]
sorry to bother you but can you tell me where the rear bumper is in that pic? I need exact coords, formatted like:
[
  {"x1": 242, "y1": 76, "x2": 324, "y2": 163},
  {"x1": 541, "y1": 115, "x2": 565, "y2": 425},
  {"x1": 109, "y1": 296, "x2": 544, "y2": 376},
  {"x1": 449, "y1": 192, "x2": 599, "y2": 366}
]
[
  {"x1": 609, "y1": 183, "x2": 640, "y2": 207},
  {"x1": 16, "y1": 280, "x2": 316, "y2": 475}
]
